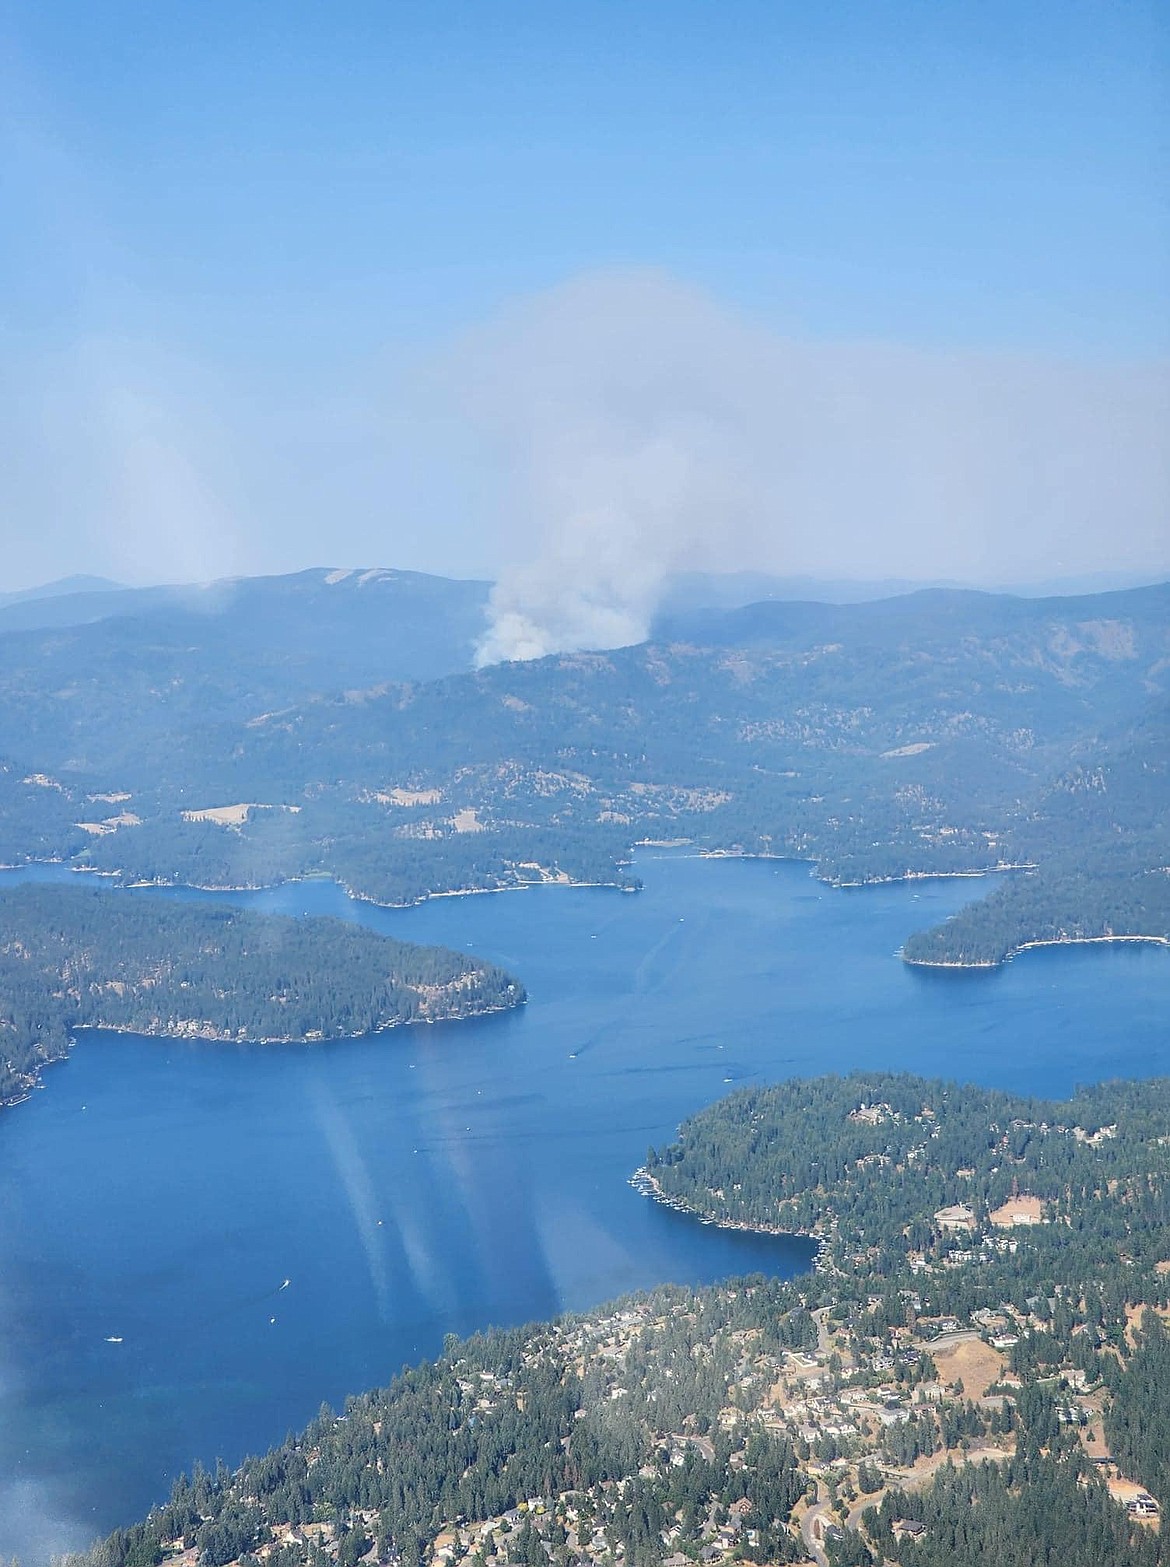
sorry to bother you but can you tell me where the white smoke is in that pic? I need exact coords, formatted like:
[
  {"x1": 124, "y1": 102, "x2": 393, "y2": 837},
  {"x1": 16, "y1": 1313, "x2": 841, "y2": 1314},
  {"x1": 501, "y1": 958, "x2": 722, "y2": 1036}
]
[
  {"x1": 436, "y1": 270, "x2": 1170, "y2": 666},
  {"x1": 474, "y1": 417, "x2": 744, "y2": 665},
  {"x1": 460, "y1": 272, "x2": 768, "y2": 665}
]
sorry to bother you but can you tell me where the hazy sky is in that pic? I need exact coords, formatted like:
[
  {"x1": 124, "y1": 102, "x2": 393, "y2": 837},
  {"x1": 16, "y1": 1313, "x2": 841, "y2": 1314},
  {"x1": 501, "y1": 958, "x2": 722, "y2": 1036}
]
[{"x1": 2, "y1": 2, "x2": 1167, "y2": 626}]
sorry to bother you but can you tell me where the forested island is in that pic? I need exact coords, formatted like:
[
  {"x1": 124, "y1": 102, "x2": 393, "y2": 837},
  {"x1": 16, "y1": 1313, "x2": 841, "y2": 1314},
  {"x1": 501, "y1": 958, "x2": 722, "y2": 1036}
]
[
  {"x1": 77, "y1": 1072, "x2": 1170, "y2": 1567},
  {"x1": 0, "y1": 884, "x2": 524, "y2": 1107}
]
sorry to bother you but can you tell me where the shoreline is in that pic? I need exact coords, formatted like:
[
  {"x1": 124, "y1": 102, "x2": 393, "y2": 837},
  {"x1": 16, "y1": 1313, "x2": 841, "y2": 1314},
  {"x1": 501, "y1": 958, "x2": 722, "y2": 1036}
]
[
  {"x1": 689, "y1": 846, "x2": 1033, "y2": 892},
  {"x1": 629, "y1": 1166, "x2": 831, "y2": 1273},
  {"x1": 3, "y1": 845, "x2": 1024, "y2": 904},
  {"x1": 0, "y1": 996, "x2": 523, "y2": 1116},
  {"x1": 904, "y1": 932, "x2": 1170, "y2": 970},
  {"x1": 828, "y1": 861, "x2": 1033, "y2": 889},
  {"x1": 0, "y1": 862, "x2": 630, "y2": 907}
]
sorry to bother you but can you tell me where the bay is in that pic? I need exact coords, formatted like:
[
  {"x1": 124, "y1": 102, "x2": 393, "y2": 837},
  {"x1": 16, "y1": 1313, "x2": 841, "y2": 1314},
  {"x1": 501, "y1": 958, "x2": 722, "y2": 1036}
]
[{"x1": 0, "y1": 853, "x2": 1167, "y2": 1560}]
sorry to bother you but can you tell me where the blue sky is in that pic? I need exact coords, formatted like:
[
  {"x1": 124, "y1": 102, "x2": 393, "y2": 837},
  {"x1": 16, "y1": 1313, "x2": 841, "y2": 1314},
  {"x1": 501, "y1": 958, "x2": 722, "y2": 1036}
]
[{"x1": 1, "y1": 1, "x2": 1167, "y2": 595}]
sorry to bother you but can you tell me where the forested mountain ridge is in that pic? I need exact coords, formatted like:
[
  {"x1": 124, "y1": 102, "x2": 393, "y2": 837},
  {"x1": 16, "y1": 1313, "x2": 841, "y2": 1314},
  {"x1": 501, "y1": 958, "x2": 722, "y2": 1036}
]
[
  {"x1": 904, "y1": 699, "x2": 1170, "y2": 963},
  {"x1": 76, "y1": 1073, "x2": 1170, "y2": 1567},
  {"x1": 653, "y1": 579, "x2": 1170, "y2": 657},
  {"x1": 2, "y1": 580, "x2": 1167, "y2": 958},
  {"x1": 0, "y1": 885, "x2": 523, "y2": 1107}
]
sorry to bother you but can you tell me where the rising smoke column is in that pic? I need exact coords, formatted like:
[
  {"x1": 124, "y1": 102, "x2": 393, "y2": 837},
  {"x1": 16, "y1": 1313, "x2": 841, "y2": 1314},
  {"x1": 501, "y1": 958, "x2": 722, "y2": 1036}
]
[
  {"x1": 436, "y1": 269, "x2": 1169, "y2": 666},
  {"x1": 475, "y1": 428, "x2": 733, "y2": 665},
  {"x1": 461, "y1": 271, "x2": 768, "y2": 666}
]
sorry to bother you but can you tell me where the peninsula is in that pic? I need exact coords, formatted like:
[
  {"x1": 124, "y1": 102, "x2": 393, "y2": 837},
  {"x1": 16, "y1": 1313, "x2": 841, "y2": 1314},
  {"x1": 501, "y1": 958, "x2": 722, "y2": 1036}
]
[{"x1": 0, "y1": 883, "x2": 525, "y2": 1108}]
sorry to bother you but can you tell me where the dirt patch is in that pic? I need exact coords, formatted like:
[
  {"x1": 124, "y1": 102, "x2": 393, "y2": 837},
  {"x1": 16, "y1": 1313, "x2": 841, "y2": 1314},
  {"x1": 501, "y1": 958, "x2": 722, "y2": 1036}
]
[
  {"x1": 182, "y1": 803, "x2": 255, "y2": 825},
  {"x1": 930, "y1": 1338, "x2": 1005, "y2": 1400},
  {"x1": 375, "y1": 787, "x2": 443, "y2": 807},
  {"x1": 181, "y1": 803, "x2": 300, "y2": 826},
  {"x1": 1080, "y1": 1415, "x2": 1111, "y2": 1462},
  {"x1": 989, "y1": 1195, "x2": 1044, "y2": 1227},
  {"x1": 901, "y1": 1443, "x2": 1014, "y2": 1488},
  {"x1": 1109, "y1": 1477, "x2": 1157, "y2": 1505}
]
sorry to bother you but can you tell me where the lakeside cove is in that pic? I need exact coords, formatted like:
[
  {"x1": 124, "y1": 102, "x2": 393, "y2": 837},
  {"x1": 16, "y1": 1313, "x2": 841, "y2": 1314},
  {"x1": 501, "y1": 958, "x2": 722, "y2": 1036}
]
[
  {"x1": 629, "y1": 1165, "x2": 835, "y2": 1272},
  {"x1": 12, "y1": 850, "x2": 1168, "y2": 974}
]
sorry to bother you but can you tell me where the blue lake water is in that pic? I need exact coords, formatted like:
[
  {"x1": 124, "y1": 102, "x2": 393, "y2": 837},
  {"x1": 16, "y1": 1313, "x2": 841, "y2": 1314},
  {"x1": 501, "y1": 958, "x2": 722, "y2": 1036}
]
[{"x1": 1, "y1": 853, "x2": 1168, "y2": 1560}]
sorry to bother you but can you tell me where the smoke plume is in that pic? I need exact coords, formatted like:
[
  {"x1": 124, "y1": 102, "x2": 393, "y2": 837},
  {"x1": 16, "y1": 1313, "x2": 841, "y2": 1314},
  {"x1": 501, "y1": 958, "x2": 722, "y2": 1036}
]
[{"x1": 440, "y1": 270, "x2": 1169, "y2": 666}]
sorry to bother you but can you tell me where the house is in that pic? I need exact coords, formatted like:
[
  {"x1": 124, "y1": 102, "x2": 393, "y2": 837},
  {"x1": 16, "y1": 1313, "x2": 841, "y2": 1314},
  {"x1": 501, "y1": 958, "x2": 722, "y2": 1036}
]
[
  {"x1": 934, "y1": 1204, "x2": 976, "y2": 1231},
  {"x1": 1129, "y1": 1495, "x2": 1160, "y2": 1520},
  {"x1": 892, "y1": 1519, "x2": 928, "y2": 1541}
]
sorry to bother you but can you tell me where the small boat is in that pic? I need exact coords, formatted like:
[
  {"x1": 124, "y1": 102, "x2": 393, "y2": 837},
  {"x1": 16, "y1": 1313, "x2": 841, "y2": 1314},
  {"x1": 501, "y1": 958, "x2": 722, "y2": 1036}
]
[{"x1": 105, "y1": 1336, "x2": 123, "y2": 1344}]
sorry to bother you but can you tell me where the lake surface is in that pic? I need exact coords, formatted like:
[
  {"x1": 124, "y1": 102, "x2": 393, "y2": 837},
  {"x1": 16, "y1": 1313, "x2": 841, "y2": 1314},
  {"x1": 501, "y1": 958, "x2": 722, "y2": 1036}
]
[{"x1": 1, "y1": 853, "x2": 1168, "y2": 1560}]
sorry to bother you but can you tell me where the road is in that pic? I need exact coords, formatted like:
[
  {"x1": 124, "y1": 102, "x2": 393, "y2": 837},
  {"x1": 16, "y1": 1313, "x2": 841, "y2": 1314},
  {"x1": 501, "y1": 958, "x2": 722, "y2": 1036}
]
[
  {"x1": 812, "y1": 1306, "x2": 834, "y2": 1358},
  {"x1": 799, "y1": 1487, "x2": 831, "y2": 1567}
]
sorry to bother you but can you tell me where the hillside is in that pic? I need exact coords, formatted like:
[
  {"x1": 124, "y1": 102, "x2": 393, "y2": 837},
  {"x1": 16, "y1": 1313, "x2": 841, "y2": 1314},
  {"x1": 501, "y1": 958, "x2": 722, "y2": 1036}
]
[
  {"x1": 0, "y1": 565, "x2": 490, "y2": 713},
  {"x1": 0, "y1": 574, "x2": 125, "y2": 611},
  {"x1": 903, "y1": 700, "x2": 1170, "y2": 963},
  {"x1": 1, "y1": 580, "x2": 1167, "y2": 956},
  {"x1": 643, "y1": 1071, "x2": 1170, "y2": 1286}
]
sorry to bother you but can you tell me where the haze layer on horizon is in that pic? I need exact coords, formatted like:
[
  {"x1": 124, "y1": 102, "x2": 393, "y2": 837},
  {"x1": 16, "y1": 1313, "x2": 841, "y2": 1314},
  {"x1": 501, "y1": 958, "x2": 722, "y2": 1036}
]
[{"x1": 1, "y1": 2, "x2": 1167, "y2": 654}]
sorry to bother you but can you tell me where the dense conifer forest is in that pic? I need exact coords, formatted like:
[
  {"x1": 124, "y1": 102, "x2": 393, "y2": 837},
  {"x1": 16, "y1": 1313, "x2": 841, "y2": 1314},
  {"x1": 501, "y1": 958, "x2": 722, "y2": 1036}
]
[{"x1": 0, "y1": 885, "x2": 524, "y2": 1106}]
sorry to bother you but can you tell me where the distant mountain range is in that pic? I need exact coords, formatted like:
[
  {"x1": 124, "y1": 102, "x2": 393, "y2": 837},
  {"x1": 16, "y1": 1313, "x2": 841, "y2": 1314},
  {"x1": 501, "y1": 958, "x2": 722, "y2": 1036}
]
[
  {"x1": 657, "y1": 566, "x2": 1170, "y2": 613},
  {"x1": 6, "y1": 562, "x2": 1163, "y2": 632},
  {"x1": 0, "y1": 564, "x2": 492, "y2": 684},
  {"x1": 0, "y1": 573, "x2": 125, "y2": 611}
]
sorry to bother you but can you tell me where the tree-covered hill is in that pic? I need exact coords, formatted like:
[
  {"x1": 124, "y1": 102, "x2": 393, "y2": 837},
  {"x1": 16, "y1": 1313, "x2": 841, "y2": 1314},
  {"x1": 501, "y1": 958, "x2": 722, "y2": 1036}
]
[
  {"x1": 904, "y1": 700, "x2": 1170, "y2": 963},
  {"x1": 0, "y1": 567, "x2": 489, "y2": 801},
  {"x1": 0, "y1": 884, "x2": 523, "y2": 1106},
  {"x1": 644, "y1": 1072, "x2": 1170, "y2": 1289}
]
